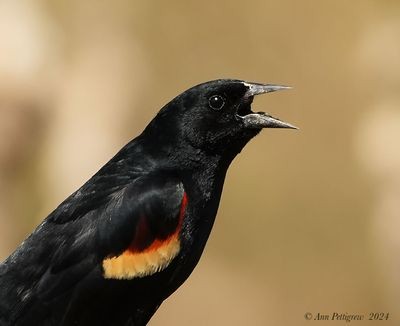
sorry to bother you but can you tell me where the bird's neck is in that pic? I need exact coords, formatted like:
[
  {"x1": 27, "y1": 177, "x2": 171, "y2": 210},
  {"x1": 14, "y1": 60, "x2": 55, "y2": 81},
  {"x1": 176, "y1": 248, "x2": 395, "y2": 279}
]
[{"x1": 123, "y1": 133, "x2": 242, "y2": 201}]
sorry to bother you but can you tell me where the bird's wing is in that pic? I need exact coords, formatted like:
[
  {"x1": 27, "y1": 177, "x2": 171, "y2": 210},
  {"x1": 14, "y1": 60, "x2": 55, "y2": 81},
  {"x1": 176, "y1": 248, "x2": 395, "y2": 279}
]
[
  {"x1": 96, "y1": 174, "x2": 187, "y2": 280},
  {"x1": 0, "y1": 174, "x2": 187, "y2": 324}
]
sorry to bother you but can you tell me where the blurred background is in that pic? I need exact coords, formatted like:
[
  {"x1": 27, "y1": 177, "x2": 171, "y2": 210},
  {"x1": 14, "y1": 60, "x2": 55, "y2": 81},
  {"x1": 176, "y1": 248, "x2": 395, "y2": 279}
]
[{"x1": 1, "y1": 0, "x2": 399, "y2": 325}]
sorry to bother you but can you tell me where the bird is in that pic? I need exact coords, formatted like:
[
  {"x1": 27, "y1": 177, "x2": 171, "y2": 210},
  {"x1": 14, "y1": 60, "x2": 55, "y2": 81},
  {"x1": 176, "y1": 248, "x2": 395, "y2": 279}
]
[{"x1": 0, "y1": 79, "x2": 296, "y2": 326}]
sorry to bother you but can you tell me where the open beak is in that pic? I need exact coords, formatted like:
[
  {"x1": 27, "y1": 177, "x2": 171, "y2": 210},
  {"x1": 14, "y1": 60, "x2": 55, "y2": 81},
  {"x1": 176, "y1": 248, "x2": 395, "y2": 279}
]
[{"x1": 240, "y1": 82, "x2": 298, "y2": 130}]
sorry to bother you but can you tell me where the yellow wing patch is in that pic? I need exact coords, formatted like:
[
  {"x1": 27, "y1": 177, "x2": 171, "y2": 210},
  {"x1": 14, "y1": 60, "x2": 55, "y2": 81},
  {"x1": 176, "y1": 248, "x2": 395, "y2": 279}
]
[
  {"x1": 102, "y1": 236, "x2": 181, "y2": 280},
  {"x1": 103, "y1": 192, "x2": 188, "y2": 280}
]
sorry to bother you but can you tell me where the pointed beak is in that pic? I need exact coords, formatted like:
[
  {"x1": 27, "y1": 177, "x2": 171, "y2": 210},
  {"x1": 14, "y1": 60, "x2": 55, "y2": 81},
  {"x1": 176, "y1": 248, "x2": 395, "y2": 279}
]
[
  {"x1": 241, "y1": 82, "x2": 297, "y2": 130},
  {"x1": 242, "y1": 112, "x2": 298, "y2": 129},
  {"x1": 244, "y1": 82, "x2": 292, "y2": 97}
]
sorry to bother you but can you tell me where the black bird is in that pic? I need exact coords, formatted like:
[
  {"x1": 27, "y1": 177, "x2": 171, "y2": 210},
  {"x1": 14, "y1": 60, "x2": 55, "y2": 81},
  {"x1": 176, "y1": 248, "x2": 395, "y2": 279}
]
[{"x1": 0, "y1": 79, "x2": 296, "y2": 326}]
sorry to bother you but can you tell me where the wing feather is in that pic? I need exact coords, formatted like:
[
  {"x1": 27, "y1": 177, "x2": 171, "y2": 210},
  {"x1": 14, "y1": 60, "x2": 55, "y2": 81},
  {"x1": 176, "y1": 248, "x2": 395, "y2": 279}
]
[{"x1": 0, "y1": 173, "x2": 187, "y2": 325}]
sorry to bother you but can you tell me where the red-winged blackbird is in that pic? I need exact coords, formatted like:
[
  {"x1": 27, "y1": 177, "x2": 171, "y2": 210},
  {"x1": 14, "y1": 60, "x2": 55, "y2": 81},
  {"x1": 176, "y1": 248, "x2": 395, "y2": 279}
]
[{"x1": 0, "y1": 79, "x2": 296, "y2": 326}]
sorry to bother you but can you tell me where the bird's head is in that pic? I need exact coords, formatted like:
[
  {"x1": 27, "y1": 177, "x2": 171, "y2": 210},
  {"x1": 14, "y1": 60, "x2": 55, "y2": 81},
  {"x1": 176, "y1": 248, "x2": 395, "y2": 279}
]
[{"x1": 143, "y1": 79, "x2": 297, "y2": 159}]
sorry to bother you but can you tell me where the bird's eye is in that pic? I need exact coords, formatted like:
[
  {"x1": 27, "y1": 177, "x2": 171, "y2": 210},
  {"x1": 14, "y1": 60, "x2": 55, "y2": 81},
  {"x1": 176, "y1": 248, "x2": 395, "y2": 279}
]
[{"x1": 208, "y1": 95, "x2": 225, "y2": 110}]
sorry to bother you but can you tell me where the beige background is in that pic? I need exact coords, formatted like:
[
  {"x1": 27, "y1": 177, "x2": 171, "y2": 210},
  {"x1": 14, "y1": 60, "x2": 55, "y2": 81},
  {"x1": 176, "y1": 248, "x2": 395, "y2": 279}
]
[{"x1": 1, "y1": 1, "x2": 399, "y2": 325}]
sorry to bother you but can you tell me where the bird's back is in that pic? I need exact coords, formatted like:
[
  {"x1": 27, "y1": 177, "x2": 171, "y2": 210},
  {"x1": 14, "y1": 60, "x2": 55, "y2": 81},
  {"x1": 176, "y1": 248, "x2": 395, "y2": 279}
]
[{"x1": 0, "y1": 140, "x2": 155, "y2": 325}]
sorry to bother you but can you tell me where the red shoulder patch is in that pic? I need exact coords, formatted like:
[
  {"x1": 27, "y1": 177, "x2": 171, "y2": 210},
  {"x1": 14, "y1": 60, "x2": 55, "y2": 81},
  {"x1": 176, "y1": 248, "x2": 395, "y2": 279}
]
[{"x1": 103, "y1": 192, "x2": 188, "y2": 279}]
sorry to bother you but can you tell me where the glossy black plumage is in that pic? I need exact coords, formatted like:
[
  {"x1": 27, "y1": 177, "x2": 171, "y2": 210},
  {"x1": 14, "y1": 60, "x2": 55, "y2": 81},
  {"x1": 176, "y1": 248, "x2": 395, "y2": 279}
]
[{"x1": 0, "y1": 79, "x2": 295, "y2": 325}]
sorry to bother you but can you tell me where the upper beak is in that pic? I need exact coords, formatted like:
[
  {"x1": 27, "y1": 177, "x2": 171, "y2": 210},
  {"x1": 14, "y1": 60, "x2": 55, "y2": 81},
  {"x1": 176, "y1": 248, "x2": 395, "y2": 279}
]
[
  {"x1": 242, "y1": 82, "x2": 298, "y2": 130},
  {"x1": 244, "y1": 82, "x2": 292, "y2": 97}
]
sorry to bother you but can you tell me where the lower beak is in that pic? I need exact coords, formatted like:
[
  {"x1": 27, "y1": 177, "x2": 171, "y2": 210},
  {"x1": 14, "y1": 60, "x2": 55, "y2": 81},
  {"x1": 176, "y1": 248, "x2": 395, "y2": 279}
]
[
  {"x1": 242, "y1": 82, "x2": 297, "y2": 129},
  {"x1": 242, "y1": 112, "x2": 298, "y2": 129}
]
